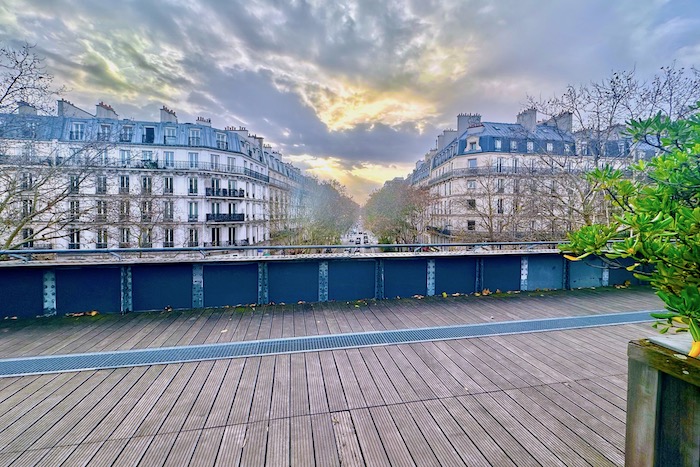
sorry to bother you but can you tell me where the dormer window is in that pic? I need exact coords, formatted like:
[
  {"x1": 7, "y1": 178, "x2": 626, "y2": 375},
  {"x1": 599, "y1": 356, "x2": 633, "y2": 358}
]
[
  {"x1": 546, "y1": 142, "x2": 553, "y2": 153},
  {"x1": 120, "y1": 126, "x2": 133, "y2": 142},
  {"x1": 494, "y1": 139, "x2": 502, "y2": 151},
  {"x1": 216, "y1": 133, "x2": 228, "y2": 150},
  {"x1": 510, "y1": 140, "x2": 518, "y2": 152},
  {"x1": 564, "y1": 144, "x2": 571, "y2": 154},
  {"x1": 189, "y1": 129, "x2": 201, "y2": 146},
  {"x1": 70, "y1": 122, "x2": 85, "y2": 141},
  {"x1": 527, "y1": 141, "x2": 534, "y2": 153}
]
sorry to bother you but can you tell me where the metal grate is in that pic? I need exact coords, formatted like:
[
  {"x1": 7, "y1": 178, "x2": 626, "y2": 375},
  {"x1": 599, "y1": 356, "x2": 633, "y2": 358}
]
[{"x1": 0, "y1": 310, "x2": 656, "y2": 378}]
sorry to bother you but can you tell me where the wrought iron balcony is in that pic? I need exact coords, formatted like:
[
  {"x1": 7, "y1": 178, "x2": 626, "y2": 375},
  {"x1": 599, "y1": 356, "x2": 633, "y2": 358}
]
[{"x1": 205, "y1": 213, "x2": 245, "y2": 222}]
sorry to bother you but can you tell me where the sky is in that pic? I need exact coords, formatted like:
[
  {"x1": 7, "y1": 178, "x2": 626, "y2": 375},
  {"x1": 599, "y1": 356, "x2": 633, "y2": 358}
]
[{"x1": 1, "y1": 0, "x2": 700, "y2": 203}]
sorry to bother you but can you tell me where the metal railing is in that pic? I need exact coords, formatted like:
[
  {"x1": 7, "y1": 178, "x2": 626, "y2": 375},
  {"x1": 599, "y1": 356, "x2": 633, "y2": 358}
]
[{"x1": 205, "y1": 213, "x2": 245, "y2": 222}]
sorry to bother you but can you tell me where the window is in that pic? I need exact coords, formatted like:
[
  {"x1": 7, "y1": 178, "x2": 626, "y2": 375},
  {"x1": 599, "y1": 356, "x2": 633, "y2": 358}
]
[
  {"x1": 546, "y1": 142, "x2": 553, "y2": 153},
  {"x1": 188, "y1": 202, "x2": 198, "y2": 221},
  {"x1": 164, "y1": 228, "x2": 174, "y2": 247},
  {"x1": 119, "y1": 175, "x2": 130, "y2": 194},
  {"x1": 69, "y1": 175, "x2": 80, "y2": 194},
  {"x1": 164, "y1": 200, "x2": 174, "y2": 221},
  {"x1": 497, "y1": 199, "x2": 504, "y2": 214},
  {"x1": 119, "y1": 200, "x2": 130, "y2": 220},
  {"x1": 580, "y1": 141, "x2": 588, "y2": 155},
  {"x1": 467, "y1": 220, "x2": 476, "y2": 231},
  {"x1": 494, "y1": 139, "x2": 502, "y2": 150},
  {"x1": 98, "y1": 124, "x2": 110, "y2": 140},
  {"x1": 164, "y1": 176, "x2": 173, "y2": 194},
  {"x1": 188, "y1": 228, "x2": 199, "y2": 247},
  {"x1": 70, "y1": 122, "x2": 85, "y2": 140},
  {"x1": 22, "y1": 199, "x2": 33, "y2": 217},
  {"x1": 188, "y1": 177, "x2": 198, "y2": 195},
  {"x1": 468, "y1": 158, "x2": 477, "y2": 169},
  {"x1": 164, "y1": 127, "x2": 176, "y2": 142},
  {"x1": 469, "y1": 142, "x2": 477, "y2": 151},
  {"x1": 526, "y1": 141, "x2": 534, "y2": 153},
  {"x1": 21, "y1": 228, "x2": 34, "y2": 248},
  {"x1": 120, "y1": 228, "x2": 130, "y2": 247},
  {"x1": 140, "y1": 228, "x2": 153, "y2": 247},
  {"x1": 96, "y1": 229, "x2": 108, "y2": 249},
  {"x1": 68, "y1": 228, "x2": 80, "y2": 249},
  {"x1": 497, "y1": 178, "x2": 505, "y2": 193},
  {"x1": 564, "y1": 143, "x2": 571, "y2": 154},
  {"x1": 141, "y1": 201, "x2": 153, "y2": 222},
  {"x1": 514, "y1": 179, "x2": 521, "y2": 194},
  {"x1": 211, "y1": 154, "x2": 220, "y2": 170},
  {"x1": 189, "y1": 129, "x2": 201, "y2": 146},
  {"x1": 618, "y1": 141, "x2": 626, "y2": 155},
  {"x1": 120, "y1": 126, "x2": 133, "y2": 142},
  {"x1": 211, "y1": 202, "x2": 220, "y2": 215},
  {"x1": 216, "y1": 133, "x2": 227, "y2": 150},
  {"x1": 96, "y1": 175, "x2": 107, "y2": 194},
  {"x1": 97, "y1": 149, "x2": 108, "y2": 165},
  {"x1": 141, "y1": 150, "x2": 153, "y2": 163},
  {"x1": 120, "y1": 149, "x2": 131, "y2": 166},
  {"x1": 510, "y1": 140, "x2": 518, "y2": 152},
  {"x1": 69, "y1": 200, "x2": 80, "y2": 220},
  {"x1": 164, "y1": 151, "x2": 174, "y2": 167},
  {"x1": 496, "y1": 157, "x2": 505, "y2": 173},
  {"x1": 20, "y1": 172, "x2": 33, "y2": 190},
  {"x1": 141, "y1": 176, "x2": 152, "y2": 194},
  {"x1": 467, "y1": 179, "x2": 476, "y2": 189},
  {"x1": 227, "y1": 156, "x2": 235, "y2": 171},
  {"x1": 188, "y1": 152, "x2": 199, "y2": 168},
  {"x1": 466, "y1": 199, "x2": 476, "y2": 209},
  {"x1": 143, "y1": 127, "x2": 155, "y2": 144},
  {"x1": 96, "y1": 200, "x2": 108, "y2": 221},
  {"x1": 228, "y1": 179, "x2": 236, "y2": 193}
]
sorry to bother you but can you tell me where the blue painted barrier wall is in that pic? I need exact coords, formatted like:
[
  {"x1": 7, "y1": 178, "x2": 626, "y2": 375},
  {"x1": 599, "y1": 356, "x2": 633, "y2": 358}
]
[{"x1": 0, "y1": 252, "x2": 641, "y2": 319}]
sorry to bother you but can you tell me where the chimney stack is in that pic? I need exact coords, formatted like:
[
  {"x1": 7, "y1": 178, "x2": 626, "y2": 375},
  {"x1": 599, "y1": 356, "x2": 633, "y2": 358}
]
[
  {"x1": 160, "y1": 106, "x2": 178, "y2": 123},
  {"x1": 17, "y1": 101, "x2": 37, "y2": 115},
  {"x1": 196, "y1": 116, "x2": 211, "y2": 127},
  {"x1": 516, "y1": 108, "x2": 537, "y2": 133},
  {"x1": 95, "y1": 102, "x2": 118, "y2": 119},
  {"x1": 457, "y1": 113, "x2": 482, "y2": 134}
]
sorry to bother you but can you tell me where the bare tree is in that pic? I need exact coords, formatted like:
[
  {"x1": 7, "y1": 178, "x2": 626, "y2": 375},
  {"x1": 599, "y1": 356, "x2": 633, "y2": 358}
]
[{"x1": 364, "y1": 181, "x2": 433, "y2": 244}]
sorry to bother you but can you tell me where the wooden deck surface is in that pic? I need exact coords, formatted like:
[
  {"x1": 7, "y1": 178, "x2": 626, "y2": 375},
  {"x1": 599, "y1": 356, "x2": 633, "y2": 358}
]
[{"x1": 0, "y1": 287, "x2": 663, "y2": 466}]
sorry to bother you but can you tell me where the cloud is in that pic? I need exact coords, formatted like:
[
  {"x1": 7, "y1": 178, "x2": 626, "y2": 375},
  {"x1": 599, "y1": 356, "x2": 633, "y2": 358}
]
[{"x1": 1, "y1": 0, "x2": 699, "y2": 202}]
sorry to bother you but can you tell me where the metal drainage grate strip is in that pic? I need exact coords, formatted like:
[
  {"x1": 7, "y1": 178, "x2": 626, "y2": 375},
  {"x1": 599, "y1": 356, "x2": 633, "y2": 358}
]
[{"x1": 0, "y1": 310, "x2": 656, "y2": 377}]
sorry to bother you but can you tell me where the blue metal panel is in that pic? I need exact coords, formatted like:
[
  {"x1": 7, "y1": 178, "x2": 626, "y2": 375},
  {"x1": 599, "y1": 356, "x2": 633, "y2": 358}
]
[
  {"x1": 482, "y1": 256, "x2": 521, "y2": 292},
  {"x1": 434, "y1": 257, "x2": 477, "y2": 295},
  {"x1": 384, "y1": 259, "x2": 427, "y2": 298},
  {"x1": 527, "y1": 255, "x2": 564, "y2": 290},
  {"x1": 0, "y1": 269, "x2": 43, "y2": 319},
  {"x1": 327, "y1": 260, "x2": 375, "y2": 301},
  {"x1": 131, "y1": 264, "x2": 192, "y2": 312},
  {"x1": 56, "y1": 267, "x2": 121, "y2": 314},
  {"x1": 608, "y1": 258, "x2": 642, "y2": 285},
  {"x1": 268, "y1": 262, "x2": 318, "y2": 304},
  {"x1": 569, "y1": 258, "x2": 604, "y2": 288},
  {"x1": 203, "y1": 263, "x2": 258, "y2": 307}
]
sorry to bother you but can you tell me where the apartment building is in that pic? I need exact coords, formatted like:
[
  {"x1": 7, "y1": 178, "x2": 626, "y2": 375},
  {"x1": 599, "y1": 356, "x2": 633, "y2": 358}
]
[
  {"x1": 411, "y1": 110, "x2": 656, "y2": 242},
  {"x1": 0, "y1": 100, "x2": 306, "y2": 250}
]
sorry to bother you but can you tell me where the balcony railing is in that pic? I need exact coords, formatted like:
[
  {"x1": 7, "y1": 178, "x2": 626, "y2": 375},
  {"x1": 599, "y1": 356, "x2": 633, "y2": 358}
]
[
  {"x1": 68, "y1": 243, "x2": 80, "y2": 250},
  {"x1": 96, "y1": 242, "x2": 107, "y2": 249},
  {"x1": 119, "y1": 134, "x2": 133, "y2": 142},
  {"x1": 205, "y1": 187, "x2": 245, "y2": 198},
  {"x1": 205, "y1": 213, "x2": 245, "y2": 222},
  {"x1": 188, "y1": 215, "x2": 198, "y2": 222},
  {"x1": 163, "y1": 241, "x2": 174, "y2": 248}
]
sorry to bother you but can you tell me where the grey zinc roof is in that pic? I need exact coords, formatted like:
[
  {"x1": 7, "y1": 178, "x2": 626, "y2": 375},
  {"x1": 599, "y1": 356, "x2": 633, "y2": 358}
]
[{"x1": 474, "y1": 122, "x2": 575, "y2": 142}]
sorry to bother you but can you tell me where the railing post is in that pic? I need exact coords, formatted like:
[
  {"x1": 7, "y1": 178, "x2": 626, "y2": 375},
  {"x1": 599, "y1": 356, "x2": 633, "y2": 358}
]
[
  {"x1": 42, "y1": 270, "x2": 56, "y2": 316},
  {"x1": 602, "y1": 263, "x2": 610, "y2": 287},
  {"x1": 120, "y1": 266, "x2": 132, "y2": 314},
  {"x1": 192, "y1": 264, "x2": 204, "y2": 308},
  {"x1": 427, "y1": 259, "x2": 435, "y2": 296},
  {"x1": 475, "y1": 258, "x2": 484, "y2": 292},
  {"x1": 375, "y1": 259, "x2": 384, "y2": 300},
  {"x1": 520, "y1": 256, "x2": 529, "y2": 291},
  {"x1": 563, "y1": 256, "x2": 571, "y2": 290},
  {"x1": 318, "y1": 261, "x2": 329, "y2": 302},
  {"x1": 258, "y1": 262, "x2": 268, "y2": 304}
]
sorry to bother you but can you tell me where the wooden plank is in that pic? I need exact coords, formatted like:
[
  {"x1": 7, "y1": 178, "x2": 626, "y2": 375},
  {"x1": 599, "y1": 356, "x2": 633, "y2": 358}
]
[
  {"x1": 404, "y1": 401, "x2": 466, "y2": 466},
  {"x1": 386, "y1": 404, "x2": 441, "y2": 467},
  {"x1": 357, "y1": 347, "x2": 403, "y2": 405},
  {"x1": 290, "y1": 415, "x2": 314, "y2": 466},
  {"x1": 371, "y1": 347, "x2": 420, "y2": 402},
  {"x1": 319, "y1": 351, "x2": 348, "y2": 412},
  {"x1": 215, "y1": 424, "x2": 246, "y2": 467},
  {"x1": 368, "y1": 406, "x2": 415, "y2": 466},
  {"x1": 165, "y1": 429, "x2": 202, "y2": 466},
  {"x1": 345, "y1": 348, "x2": 385, "y2": 407},
  {"x1": 332, "y1": 351, "x2": 366, "y2": 410},
  {"x1": 227, "y1": 357, "x2": 262, "y2": 425},
  {"x1": 157, "y1": 361, "x2": 215, "y2": 434},
  {"x1": 289, "y1": 353, "x2": 310, "y2": 417},
  {"x1": 305, "y1": 353, "x2": 329, "y2": 414},
  {"x1": 190, "y1": 426, "x2": 225, "y2": 467},
  {"x1": 397, "y1": 345, "x2": 455, "y2": 398},
  {"x1": 54, "y1": 440, "x2": 105, "y2": 467},
  {"x1": 110, "y1": 434, "x2": 153, "y2": 466},
  {"x1": 248, "y1": 356, "x2": 276, "y2": 423},
  {"x1": 350, "y1": 408, "x2": 391, "y2": 467},
  {"x1": 266, "y1": 418, "x2": 290, "y2": 466},
  {"x1": 331, "y1": 411, "x2": 365, "y2": 466},
  {"x1": 269, "y1": 354, "x2": 291, "y2": 420},
  {"x1": 86, "y1": 438, "x2": 129, "y2": 467},
  {"x1": 204, "y1": 359, "x2": 245, "y2": 428},
  {"x1": 182, "y1": 359, "x2": 231, "y2": 431},
  {"x1": 137, "y1": 432, "x2": 178, "y2": 467},
  {"x1": 431, "y1": 341, "x2": 500, "y2": 393},
  {"x1": 311, "y1": 413, "x2": 341, "y2": 467}
]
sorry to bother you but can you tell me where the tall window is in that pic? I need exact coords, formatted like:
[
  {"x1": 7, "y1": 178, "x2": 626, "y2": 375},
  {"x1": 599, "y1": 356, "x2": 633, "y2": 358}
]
[
  {"x1": 141, "y1": 201, "x2": 153, "y2": 222},
  {"x1": 68, "y1": 228, "x2": 80, "y2": 249},
  {"x1": 70, "y1": 122, "x2": 85, "y2": 140},
  {"x1": 188, "y1": 202, "x2": 198, "y2": 221},
  {"x1": 216, "y1": 133, "x2": 227, "y2": 150},
  {"x1": 510, "y1": 140, "x2": 518, "y2": 152},
  {"x1": 140, "y1": 228, "x2": 153, "y2": 247},
  {"x1": 164, "y1": 228, "x2": 174, "y2": 247},
  {"x1": 164, "y1": 176, "x2": 173, "y2": 194},
  {"x1": 497, "y1": 199, "x2": 504, "y2": 214},
  {"x1": 164, "y1": 127, "x2": 176, "y2": 142},
  {"x1": 211, "y1": 154, "x2": 220, "y2": 170},
  {"x1": 164, "y1": 200, "x2": 174, "y2": 221},
  {"x1": 120, "y1": 200, "x2": 130, "y2": 220},
  {"x1": 141, "y1": 150, "x2": 153, "y2": 163},
  {"x1": 21, "y1": 228, "x2": 34, "y2": 248},
  {"x1": 526, "y1": 141, "x2": 534, "y2": 153},
  {"x1": 69, "y1": 175, "x2": 80, "y2": 194},
  {"x1": 119, "y1": 175, "x2": 130, "y2": 194},
  {"x1": 466, "y1": 179, "x2": 476, "y2": 189},
  {"x1": 227, "y1": 156, "x2": 235, "y2": 171},
  {"x1": 120, "y1": 228, "x2": 130, "y2": 247},
  {"x1": 96, "y1": 175, "x2": 107, "y2": 194},
  {"x1": 188, "y1": 228, "x2": 199, "y2": 247},
  {"x1": 188, "y1": 152, "x2": 199, "y2": 168},
  {"x1": 120, "y1": 149, "x2": 131, "y2": 166},
  {"x1": 188, "y1": 177, "x2": 198, "y2": 195},
  {"x1": 96, "y1": 229, "x2": 108, "y2": 249},
  {"x1": 497, "y1": 178, "x2": 505, "y2": 193},
  {"x1": 494, "y1": 139, "x2": 502, "y2": 151},
  {"x1": 20, "y1": 172, "x2": 33, "y2": 190},
  {"x1": 546, "y1": 142, "x2": 553, "y2": 153},
  {"x1": 120, "y1": 126, "x2": 133, "y2": 142},
  {"x1": 98, "y1": 124, "x2": 110, "y2": 140},
  {"x1": 22, "y1": 199, "x2": 33, "y2": 217},
  {"x1": 211, "y1": 202, "x2": 220, "y2": 215},
  {"x1": 496, "y1": 157, "x2": 505, "y2": 173},
  {"x1": 69, "y1": 200, "x2": 80, "y2": 220},
  {"x1": 96, "y1": 200, "x2": 108, "y2": 221},
  {"x1": 564, "y1": 143, "x2": 571, "y2": 154},
  {"x1": 189, "y1": 129, "x2": 201, "y2": 146},
  {"x1": 164, "y1": 151, "x2": 174, "y2": 167},
  {"x1": 141, "y1": 176, "x2": 152, "y2": 194}
]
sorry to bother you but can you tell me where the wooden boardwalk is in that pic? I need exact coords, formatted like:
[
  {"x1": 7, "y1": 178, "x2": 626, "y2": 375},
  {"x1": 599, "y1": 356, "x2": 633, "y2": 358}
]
[{"x1": 0, "y1": 287, "x2": 663, "y2": 466}]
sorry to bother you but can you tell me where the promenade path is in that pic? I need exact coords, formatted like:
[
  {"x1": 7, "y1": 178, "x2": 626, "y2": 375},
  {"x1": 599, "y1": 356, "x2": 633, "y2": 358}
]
[{"x1": 0, "y1": 287, "x2": 663, "y2": 466}]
